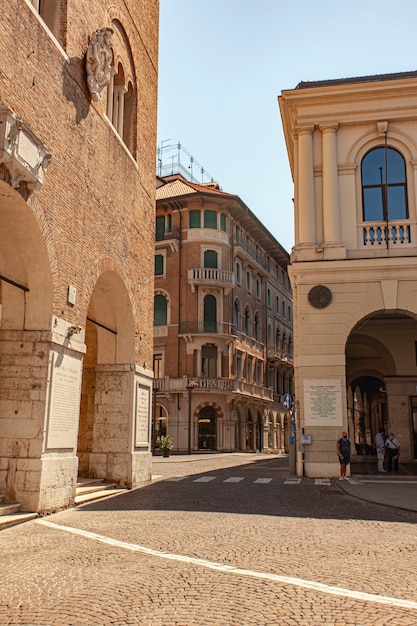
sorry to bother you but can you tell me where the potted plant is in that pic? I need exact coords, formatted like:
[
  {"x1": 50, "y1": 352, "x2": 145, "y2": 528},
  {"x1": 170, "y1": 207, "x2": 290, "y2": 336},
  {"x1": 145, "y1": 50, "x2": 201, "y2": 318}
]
[{"x1": 157, "y1": 434, "x2": 174, "y2": 457}]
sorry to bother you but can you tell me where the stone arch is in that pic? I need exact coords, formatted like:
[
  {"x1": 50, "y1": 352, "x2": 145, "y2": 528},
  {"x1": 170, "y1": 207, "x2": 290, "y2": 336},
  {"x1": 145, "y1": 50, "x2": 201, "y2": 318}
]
[{"x1": 193, "y1": 401, "x2": 224, "y2": 420}]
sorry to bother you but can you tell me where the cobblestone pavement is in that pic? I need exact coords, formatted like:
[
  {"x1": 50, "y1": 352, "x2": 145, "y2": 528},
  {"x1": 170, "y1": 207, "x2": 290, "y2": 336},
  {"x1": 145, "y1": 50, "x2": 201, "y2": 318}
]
[{"x1": 1, "y1": 453, "x2": 417, "y2": 625}]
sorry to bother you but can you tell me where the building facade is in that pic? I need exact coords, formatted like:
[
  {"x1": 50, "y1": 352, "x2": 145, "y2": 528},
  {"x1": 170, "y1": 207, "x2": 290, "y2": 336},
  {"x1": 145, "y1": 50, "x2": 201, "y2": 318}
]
[
  {"x1": 279, "y1": 71, "x2": 417, "y2": 476},
  {"x1": 0, "y1": 0, "x2": 159, "y2": 512},
  {"x1": 154, "y1": 174, "x2": 293, "y2": 454}
]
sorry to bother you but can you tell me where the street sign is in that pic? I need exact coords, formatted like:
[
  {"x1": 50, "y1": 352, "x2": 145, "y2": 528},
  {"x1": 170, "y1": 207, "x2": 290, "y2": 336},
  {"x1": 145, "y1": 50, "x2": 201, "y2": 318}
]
[{"x1": 282, "y1": 393, "x2": 292, "y2": 409}]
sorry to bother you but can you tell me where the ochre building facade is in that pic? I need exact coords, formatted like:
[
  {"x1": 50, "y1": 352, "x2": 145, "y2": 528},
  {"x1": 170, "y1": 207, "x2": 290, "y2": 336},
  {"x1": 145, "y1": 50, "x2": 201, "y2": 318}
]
[
  {"x1": 154, "y1": 174, "x2": 293, "y2": 454},
  {"x1": 279, "y1": 71, "x2": 417, "y2": 476},
  {"x1": 0, "y1": 0, "x2": 159, "y2": 512}
]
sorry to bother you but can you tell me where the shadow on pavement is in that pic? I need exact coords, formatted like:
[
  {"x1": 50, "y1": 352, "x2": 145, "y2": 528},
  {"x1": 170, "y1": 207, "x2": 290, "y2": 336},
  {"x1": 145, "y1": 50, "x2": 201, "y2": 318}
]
[{"x1": 76, "y1": 455, "x2": 417, "y2": 524}]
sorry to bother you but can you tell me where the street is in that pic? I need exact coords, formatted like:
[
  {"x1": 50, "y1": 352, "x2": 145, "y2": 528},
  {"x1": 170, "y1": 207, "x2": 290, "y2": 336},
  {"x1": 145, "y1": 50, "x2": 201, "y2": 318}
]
[{"x1": 1, "y1": 453, "x2": 417, "y2": 625}]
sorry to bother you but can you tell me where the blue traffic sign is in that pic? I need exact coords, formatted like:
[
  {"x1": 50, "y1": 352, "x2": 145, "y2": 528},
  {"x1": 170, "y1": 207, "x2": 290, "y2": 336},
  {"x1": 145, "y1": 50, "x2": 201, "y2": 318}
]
[{"x1": 282, "y1": 393, "x2": 292, "y2": 409}]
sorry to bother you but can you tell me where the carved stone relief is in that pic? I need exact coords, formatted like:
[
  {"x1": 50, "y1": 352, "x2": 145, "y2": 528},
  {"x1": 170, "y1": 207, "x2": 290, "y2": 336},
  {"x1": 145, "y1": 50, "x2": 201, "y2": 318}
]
[{"x1": 86, "y1": 27, "x2": 115, "y2": 101}]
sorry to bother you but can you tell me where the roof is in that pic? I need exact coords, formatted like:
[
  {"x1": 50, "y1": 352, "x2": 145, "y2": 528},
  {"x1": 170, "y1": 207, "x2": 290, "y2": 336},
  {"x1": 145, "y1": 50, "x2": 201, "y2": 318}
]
[
  {"x1": 296, "y1": 70, "x2": 417, "y2": 90},
  {"x1": 156, "y1": 174, "x2": 290, "y2": 266}
]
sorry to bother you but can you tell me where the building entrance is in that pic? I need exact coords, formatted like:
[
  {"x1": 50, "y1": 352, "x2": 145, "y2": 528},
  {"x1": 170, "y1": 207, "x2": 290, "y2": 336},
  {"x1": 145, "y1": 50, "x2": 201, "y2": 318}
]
[{"x1": 198, "y1": 406, "x2": 216, "y2": 450}]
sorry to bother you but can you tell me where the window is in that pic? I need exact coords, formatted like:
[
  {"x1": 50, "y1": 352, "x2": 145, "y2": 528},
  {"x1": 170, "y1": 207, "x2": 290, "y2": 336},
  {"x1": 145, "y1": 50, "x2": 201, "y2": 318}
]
[
  {"x1": 244, "y1": 307, "x2": 251, "y2": 336},
  {"x1": 154, "y1": 254, "x2": 164, "y2": 276},
  {"x1": 256, "y1": 278, "x2": 260, "y2": 299},
  {"x1": 236, "y1": 261, "x2": 241, "y2": 285},
  {"x1": 202, "y1": 345, "x2": 217, "y2": 377},
  {"x1": 204, "y1": 295, "x2": 217, "y2": 333},
  {"x1": 189, "y1": 210, "x2": 201, "y2": 228},
  {"x1": 288, "y1": 305, "x2": 292, "y2": 323},
  {"x1": 155, "y1": 216, "x2": 165, "y2": 241},
  {"x1": 267, "y1": 288, "x2": 271, "y2": 307},
  {"x1": 246, "y1": 271, "x2": 252, "y2": 292},
  {"x1": 204, "y1": 250, "x2": 218, "y2": 269},
  {"x1": 204, "y1": 210, "x2": 217, "y2": 229},
  {"x1": 220, "y1": 213, "x2": 227, "y2": 231},
  {"x1": 362, "y1": 147, "x2": 408, "y2": 221},
  {"x1": 276, "y1": 296, "x2": 280, "y2": 314},
  {"x1": 153, "y1": 354, "x2": 163, "y2": 379},
  {"x1": 233, "y1": 300, "x2": 240, "y2": 331},
  {"x1": 154, "y1": 295, "x2": 167, "y2": 326},
  {"x1": 32, "y1": 0, "x2": 62, "y2": 42},
  {"x1": 282, "y1": 301, "x2": 286, "y2": 319},
  {"x1": 254, "y1": 313, "x2": 261, "y2": 341}
]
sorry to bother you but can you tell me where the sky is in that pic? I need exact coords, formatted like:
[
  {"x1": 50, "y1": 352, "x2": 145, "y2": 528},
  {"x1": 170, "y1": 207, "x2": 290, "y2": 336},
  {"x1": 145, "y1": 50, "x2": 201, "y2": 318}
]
[{"x1": 157, "y1": 0, "x2": 417, "y2": 253}]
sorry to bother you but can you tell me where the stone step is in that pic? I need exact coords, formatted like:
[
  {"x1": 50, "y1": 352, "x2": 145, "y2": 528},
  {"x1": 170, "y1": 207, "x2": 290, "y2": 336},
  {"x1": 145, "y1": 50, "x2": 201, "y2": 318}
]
[
  {"x1": 0, "y1": 493, "x2": 5, "y2": 504},
  {"x1": 0, "y1": 512, "x2": 38, "y2": 531},
  {"x1": 0, "y1": 502, "x2": 21, "y2": 517},
  {"x1": 75, "y1": 481, "x2": 119, "y2": 496},
  {"x1": 75, "y1": 486, "x2": 126, "y2": 505}
]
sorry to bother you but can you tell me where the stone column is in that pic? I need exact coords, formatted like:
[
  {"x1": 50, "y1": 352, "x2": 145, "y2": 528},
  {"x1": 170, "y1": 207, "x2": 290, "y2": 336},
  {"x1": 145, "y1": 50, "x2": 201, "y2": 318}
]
[
  {"x1": 320, "y1": 124, "x2": 341, "y2": 244},
  {"x1": 297, "y1": 126, "x2": 316, "y2": 245}
]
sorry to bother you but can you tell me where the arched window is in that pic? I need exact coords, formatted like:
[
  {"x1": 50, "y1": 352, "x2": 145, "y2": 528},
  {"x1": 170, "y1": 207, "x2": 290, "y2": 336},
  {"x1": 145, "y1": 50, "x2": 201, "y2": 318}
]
[
  {"x1": 254, "y1": 312, "x2": 261, "y2": 341},
  {"x1": 361, "y1": 147, "x2": 408, "y2": 221},
  {"x1": 244, "y1": 306, "x2": 251, "y2": 336},
  {"x1": 154, "y1": 295, "x2": 167, "y2": 326},
  {"x1": 203, "y1": 295, "x2": 217, "y2": 332},
  {"x1": 233, "y1": 300, "x2": 240, "y2": 331}
]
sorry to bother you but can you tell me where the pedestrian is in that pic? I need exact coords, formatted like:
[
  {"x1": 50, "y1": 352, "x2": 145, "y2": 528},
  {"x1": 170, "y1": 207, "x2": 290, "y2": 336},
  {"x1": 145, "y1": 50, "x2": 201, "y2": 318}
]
[
  {"x1": 385, "y1": 432, "x2": 400, "y2": 472},
  {"x1": 375, "y1": 428, "x2": 387, "y2": 472},
  {"x1": 337, "y1": 431, "x2": 351, "y2": 480}
]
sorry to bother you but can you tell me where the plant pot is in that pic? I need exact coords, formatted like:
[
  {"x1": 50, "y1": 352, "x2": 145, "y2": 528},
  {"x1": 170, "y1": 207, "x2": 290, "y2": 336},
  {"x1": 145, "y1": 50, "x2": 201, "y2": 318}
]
[{"x1": 162, "y1": 448, "x2": 170, "y2": 458}]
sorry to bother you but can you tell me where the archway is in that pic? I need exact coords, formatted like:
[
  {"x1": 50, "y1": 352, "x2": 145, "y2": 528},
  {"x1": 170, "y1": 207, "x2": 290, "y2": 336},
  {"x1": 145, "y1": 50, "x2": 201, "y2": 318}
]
[
  {"x1": 0, "y1": 181, "x2": 53, "y2": 507},
  {"x1": 246, "y1": 410, "x2": 254, "y2": 451},
  {"x1": 198, "y1": 406, "x2": 216, "y2": 450},
  {"x1": 78, "y1": 270, "x2": 136, "y2": 484},
  {"x1": 346, "y1": 311, "x2": 417, "y2": 461}
]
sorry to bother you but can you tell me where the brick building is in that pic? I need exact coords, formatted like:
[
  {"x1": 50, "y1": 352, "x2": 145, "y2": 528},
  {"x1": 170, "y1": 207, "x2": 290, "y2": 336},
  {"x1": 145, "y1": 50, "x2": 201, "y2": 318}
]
[
  {"x1": 0, "y1": 0, "x2": 159, "y2": 512},
  {"x1": 154, "y1": 174, "x2": 293, "y2": 454},
  {"x1": 279, "y1": 71, "x2": 417, "y2": 476}
]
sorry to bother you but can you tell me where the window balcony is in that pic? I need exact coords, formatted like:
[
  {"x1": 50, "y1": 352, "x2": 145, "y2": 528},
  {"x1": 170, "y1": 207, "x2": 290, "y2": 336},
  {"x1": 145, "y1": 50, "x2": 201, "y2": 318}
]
[
  {"x1": 233, "y1": 233, "x2": 270, "y2": 273},
  {"x1": 187, "y1": 268, "x2": 235, "y2": 293},
  {"x1": 179, "y1": 321, "x2": 234, "y2": 336},
  {"x1": 267, "y1": 347, "x2": 293, "y2": 365},
  {"x1": 360, "y1": 220, "x2": 417, "y2": 249}
]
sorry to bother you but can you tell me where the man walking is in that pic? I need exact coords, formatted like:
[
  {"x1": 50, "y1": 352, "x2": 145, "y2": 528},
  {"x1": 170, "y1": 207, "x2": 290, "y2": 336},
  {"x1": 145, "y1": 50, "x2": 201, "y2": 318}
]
[{"x1": 375, "y1": 428, "x2": 387, "y2": 472}]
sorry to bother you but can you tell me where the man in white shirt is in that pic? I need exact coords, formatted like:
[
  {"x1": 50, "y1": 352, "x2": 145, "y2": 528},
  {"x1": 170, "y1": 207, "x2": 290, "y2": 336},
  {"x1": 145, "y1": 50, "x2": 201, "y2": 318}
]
[
  {"x1": 385, "y1": 433, "x2": 400, "y2": 472},
  {"x1": 375, "y1": 428, "x2": 386, "y2": 472}
]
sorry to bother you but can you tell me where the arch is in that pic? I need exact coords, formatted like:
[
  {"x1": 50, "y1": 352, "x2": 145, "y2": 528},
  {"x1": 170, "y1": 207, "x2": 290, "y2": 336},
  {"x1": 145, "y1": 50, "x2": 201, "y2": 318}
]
[
  {"x1": 361, "y1": 147, "x2": 408, "y2": 222},
  {"x1": 0, "y1": 181, "x2": 53, "y2": 330},
  {"x1": 233, "y1": 298, "x2": 241, "y2": 332},
  {"x1": 244, "y1": 304, "x2": 251, "y2": 336},
  {"x1": 154, "y1": 294, "x2": 168, "y2": 326},
  {"x1": 197, "y1": 405, "x2": 217, "y2": 450},
  {"x1": 254, "y1": 310, "x2": 261, "y2": 341}
]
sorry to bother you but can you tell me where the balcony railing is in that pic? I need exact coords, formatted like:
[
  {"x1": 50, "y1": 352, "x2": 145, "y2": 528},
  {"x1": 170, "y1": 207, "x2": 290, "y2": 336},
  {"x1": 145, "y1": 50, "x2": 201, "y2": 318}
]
[
  {"x1": 267, "y1": 347, "x2": 294, "y2": 364},
  {"x1": 153, "y1": 376, "x2": 273, "y2": 401},
  {"x1": 188, "y1": 268, "x2": 235, "y2": 292},
  {"x1": 179, "y1": 321, "x2": 234, "y2": 335},
  {"x1": 233, "y1": 233, "x2": 270, "y2": 271},
  {"x1": 360, "y1": 220, "x2": 417, "y2": 247}
]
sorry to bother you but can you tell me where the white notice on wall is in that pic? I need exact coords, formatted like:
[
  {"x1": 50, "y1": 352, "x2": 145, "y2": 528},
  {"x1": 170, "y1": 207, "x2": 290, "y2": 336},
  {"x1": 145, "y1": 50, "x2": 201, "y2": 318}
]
[
  {"x1": 135, "y1": 382, "x2": 151, "y2": 447},
  {"x1": 303, "y1": 379, "x2": 342, "y2": 426},
  {"x1": 46, "y1": 350, "x2": 82, "y2": 449}
]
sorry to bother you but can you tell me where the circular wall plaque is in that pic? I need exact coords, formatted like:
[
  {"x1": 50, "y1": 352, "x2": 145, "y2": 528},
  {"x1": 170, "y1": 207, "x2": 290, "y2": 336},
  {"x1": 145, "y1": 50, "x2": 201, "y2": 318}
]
[{"x1": 308, "y1": 285, "x2": 332, "y2": 309}]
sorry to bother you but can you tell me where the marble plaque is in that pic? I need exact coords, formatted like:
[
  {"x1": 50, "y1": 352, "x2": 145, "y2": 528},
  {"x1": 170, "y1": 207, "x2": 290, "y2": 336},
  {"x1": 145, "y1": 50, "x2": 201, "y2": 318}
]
[
  {"x1": 303, "y1": 379, "x2": 342, "y2": 426},
  {"x1": 135, "y1": 382, "x2": 151, "y2": 447},
  {"x1": 46, "y1": 350, "x2": 82, "y2": 449}
]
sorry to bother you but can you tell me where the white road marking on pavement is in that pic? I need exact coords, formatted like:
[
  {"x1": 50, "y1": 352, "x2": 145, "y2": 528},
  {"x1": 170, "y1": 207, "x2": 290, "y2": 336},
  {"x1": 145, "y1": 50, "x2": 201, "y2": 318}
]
[
  {"x1": 284, "y1": 478, "x2": 301, "y2": 484},
  {"x1": 360, "y1": 480, "x2": 417, "y2": 484},
  {"x1": 193, "y1": 476, "x2": 216, "y2": 482},
  {"x1": 223, "y1": 477, "x2": 244, "y2": 483},
  {"x1": 254, "y1": 478, "x2": 272, "y2": 484},
  {"x1": 165, "y1": 477, "x2": 187, "y2": 481},
  {"x1": 36, "y1": 519, "x2": 417, "y2": 611},
  {"x1": 314, "y1": 479, "x2": 330, "y2": 485}
]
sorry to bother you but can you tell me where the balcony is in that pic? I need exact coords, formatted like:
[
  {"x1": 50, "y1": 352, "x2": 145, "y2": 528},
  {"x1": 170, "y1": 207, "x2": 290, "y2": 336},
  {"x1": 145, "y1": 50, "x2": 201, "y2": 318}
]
[
  {"x1": 360, "y1": 220, "x2": 417, "y2": 250},
  {"x1": 155, "y1": 226, "x2": 181, "y2": 252},
  {"x1": 179, "y1": 320, "x2": 234, "y2": 336},
  {"x1": 233, "y1": 233, "x2": 270, "y2": 272},
  {"x1": 267, "y1": 347, "x2": 294, "y2": 365},
  {"x1": 188, "y1": 267, "x2": 235, "y2": 293},
  {"x1": 153, "y1": 376, "x2": 273, "y2": 402}
]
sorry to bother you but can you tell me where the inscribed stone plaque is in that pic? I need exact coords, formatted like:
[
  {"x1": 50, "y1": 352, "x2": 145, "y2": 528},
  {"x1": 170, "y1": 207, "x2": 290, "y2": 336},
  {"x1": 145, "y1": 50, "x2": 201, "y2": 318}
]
[
  {"x1": 303, "y1": 379, "x2": 342, "y2": 426},
  {"x1": 46, "y1": 350, "x2": 82, "y2": 449},
  {"x1": 135, "y1": 382, "x2": 151, "y2": 447}
]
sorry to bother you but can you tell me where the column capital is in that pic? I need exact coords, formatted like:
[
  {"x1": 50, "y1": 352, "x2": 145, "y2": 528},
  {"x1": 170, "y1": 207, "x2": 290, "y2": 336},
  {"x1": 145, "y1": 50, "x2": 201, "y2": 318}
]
[
  {"x1": 295, "y1": 125, "x2": 315, "y2": 137},
  {"x1": 319, "y1": 123, "x2": 339, "y2": 133}
]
